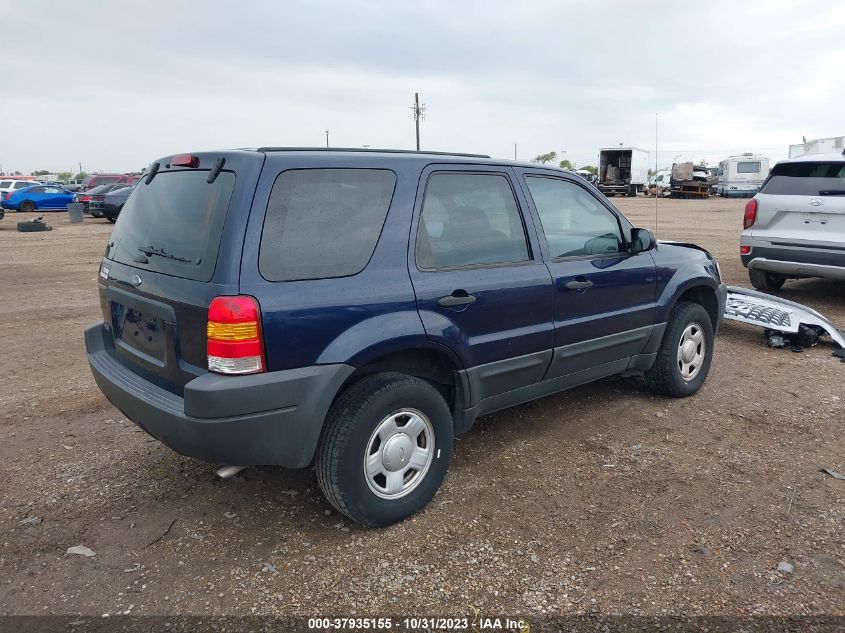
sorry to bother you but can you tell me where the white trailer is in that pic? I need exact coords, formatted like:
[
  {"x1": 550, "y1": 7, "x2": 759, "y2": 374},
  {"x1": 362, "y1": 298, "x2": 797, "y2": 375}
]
[
  {"x1": 716, "y1": 153, "x2": 769, "y2": 198},
  {"x1": 788, "y1": 136, "x2": 844, "y2": 158},
  {"x1": 597, "y1": 147, "x2": 649, "y2": 196}
]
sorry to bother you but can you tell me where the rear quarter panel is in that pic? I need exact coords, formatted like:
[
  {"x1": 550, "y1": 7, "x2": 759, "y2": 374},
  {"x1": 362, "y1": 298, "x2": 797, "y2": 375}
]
[{"x1": 238, "y1": 154, "x2": 429, "y2": 371}]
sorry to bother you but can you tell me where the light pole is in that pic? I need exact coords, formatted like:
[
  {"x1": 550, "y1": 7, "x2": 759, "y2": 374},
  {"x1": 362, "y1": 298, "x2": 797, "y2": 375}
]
[{"x1": 325, "y1": 130, "x2": 330, "y2": 148}]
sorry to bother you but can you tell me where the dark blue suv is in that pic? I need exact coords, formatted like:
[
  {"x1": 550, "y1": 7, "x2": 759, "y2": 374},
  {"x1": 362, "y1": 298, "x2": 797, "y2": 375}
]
[{"x1": 85, "y1": 148, "x2": 727, "y2": 526}]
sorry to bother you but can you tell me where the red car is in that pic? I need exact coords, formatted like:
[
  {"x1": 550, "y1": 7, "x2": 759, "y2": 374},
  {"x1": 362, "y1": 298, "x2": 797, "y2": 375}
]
[{"x1": 81, "y1": 173, "x2": 141, "y2": 192}]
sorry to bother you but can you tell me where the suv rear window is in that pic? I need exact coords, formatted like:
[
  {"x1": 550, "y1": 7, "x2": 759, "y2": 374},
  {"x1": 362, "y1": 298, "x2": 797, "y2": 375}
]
[
  {"x1": 108, "y1": 170, "x2": 236, "y2": 281},
  {"x1": 760, "y1": 161, "x2": 845, "y2": 196},
  {"x1": 259, "y1": 169, "x2": 395, "y2": 281}
]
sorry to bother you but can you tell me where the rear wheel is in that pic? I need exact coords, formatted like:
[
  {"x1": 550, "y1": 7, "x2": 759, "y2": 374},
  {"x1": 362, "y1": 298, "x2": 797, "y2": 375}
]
[
  {"x1": 316, "y1": 373, "x2": 453, "y2": 527},
  {"x1": 646, "y1": 301, "x2": 714, "y2": 397},
  {"x1": 20, "y1": 200, "x2": 35, "y2": 213},
  {"x1": 748, "y1": 268, "x2": 786, "y2": 291}
]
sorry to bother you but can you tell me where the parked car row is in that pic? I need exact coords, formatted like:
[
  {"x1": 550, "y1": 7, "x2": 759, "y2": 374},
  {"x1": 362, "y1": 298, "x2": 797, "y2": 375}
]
[{"x1": 0, "y1": 172, "x2": 140, "y2": 218}]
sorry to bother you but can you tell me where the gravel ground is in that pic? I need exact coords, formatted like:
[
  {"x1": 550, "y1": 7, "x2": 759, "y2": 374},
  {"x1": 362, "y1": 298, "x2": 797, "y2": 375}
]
[{"x1": 0, "y1": 198, "x2": 842, "y2": 622}]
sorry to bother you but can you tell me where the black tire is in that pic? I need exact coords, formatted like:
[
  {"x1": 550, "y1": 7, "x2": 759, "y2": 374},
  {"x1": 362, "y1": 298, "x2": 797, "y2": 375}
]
[
  {"x1": 19, "y1": 200, "x2": 35, "y2": 213},
  {"x1": 17, "y1": 221, "x2": 50, "y2": 232},
  {"x1": 316, "y1": 373, "x2": 453, "y2": 527},
  {"x1": 748, "y1": 268, "x2": 786, "y2": 291},
  {"x1": 645, "y1": 301, "x2": 714, "y2": 397},
  {"x1": 106, "y1": 217, "x2": 116, "y2": 223}
]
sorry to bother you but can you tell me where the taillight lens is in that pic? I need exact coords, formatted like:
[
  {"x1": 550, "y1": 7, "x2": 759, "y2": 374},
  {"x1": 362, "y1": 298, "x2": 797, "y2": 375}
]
[
  {"x1": 740, "y1": 245, "x2": 751, "y2": 255},
  {"x1": 207, "y1": 296, "x2": 265, "y2": 375},
  {"x1": 743, "y1": 198, "x2": 758, "y2": 229}
]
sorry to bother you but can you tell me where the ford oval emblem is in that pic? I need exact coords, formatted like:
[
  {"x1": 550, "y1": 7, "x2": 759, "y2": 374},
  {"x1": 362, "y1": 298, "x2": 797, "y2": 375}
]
[
  {"x1": 131, "y1": 274, "x2": 142, "y2": 287},
  {"x1": 809, "y1": 198, "x2": 824, "y2": 207}
]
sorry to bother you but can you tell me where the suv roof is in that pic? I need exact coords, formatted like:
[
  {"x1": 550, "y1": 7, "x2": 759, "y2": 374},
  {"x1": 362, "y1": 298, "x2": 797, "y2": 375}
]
[{"x1": 231, "y1": 146, "x2": 574, "y2": 172}]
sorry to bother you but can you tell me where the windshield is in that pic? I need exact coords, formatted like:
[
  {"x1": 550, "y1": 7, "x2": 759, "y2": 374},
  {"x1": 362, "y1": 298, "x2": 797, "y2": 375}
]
[
  {"x1": 108, "y1": 170, "x2": 236, "y2": 281},
  {"x1": 760, "y1": 161, "x2": 845, "y2": 196}
]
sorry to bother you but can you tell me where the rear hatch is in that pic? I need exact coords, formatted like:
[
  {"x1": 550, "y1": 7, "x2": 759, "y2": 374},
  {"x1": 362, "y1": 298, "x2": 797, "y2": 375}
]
[
  {"x1": 99, "y1": 151, "x2": 264, "y2": 395},
  {"x1": 752, "y1": 159, "x2": 845, "y2": 248}
]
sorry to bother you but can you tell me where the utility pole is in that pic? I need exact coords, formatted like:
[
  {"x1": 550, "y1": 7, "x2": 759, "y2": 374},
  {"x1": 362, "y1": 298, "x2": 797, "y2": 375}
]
[
  {"x1": 514, "y1": 144, "x2": 517, "y2": 160},
  {"x1": 325, "y1": 130, "x2": 330, "y2": 148},
  {"x1": 410, "y1": 93, "x2": 426, "y2": 150}
]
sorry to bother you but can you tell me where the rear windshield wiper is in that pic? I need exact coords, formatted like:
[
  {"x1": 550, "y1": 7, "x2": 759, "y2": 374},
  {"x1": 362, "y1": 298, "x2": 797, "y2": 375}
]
[
  {"x1": 818, "y1": 190, "x2": 845, "y2": 196},
  {"x1": 137, "y1": 245, "x2": 192, "y2": 263}
]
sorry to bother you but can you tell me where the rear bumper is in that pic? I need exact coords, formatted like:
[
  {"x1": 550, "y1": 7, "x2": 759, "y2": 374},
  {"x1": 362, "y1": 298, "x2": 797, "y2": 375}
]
[
  {"x1": 740, "y1": 242, "x2": 845, "y2": 280},
  {"x1": 85, "y1": 322, "x2": 354, "y2": 467}
]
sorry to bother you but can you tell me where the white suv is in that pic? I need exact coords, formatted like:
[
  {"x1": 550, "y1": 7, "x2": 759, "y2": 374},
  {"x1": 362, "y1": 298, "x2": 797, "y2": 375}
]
[
  {"x1": 740, "y1": 152, "x2": 845, "y2": 290},
  {"x1": 0, "y1": 179, "x2": 42, "y2": 202}
]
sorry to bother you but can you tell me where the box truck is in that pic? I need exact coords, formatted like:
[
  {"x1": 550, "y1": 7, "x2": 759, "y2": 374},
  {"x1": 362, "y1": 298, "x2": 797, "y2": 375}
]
[{"x1": 597, "y1": 147, "x2": 649, "y2": 196}]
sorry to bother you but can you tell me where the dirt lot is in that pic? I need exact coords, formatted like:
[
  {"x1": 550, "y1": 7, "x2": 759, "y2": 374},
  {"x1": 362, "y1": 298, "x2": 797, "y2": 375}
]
[{"x1": 0, "y1": 199, "x2": 843, "y2": 622}]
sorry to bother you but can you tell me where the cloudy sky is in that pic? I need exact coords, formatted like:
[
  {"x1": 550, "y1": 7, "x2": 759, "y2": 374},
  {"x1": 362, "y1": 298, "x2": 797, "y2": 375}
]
[{"x1": 3, "y1": 0, "x2": 844, "y2": 175}]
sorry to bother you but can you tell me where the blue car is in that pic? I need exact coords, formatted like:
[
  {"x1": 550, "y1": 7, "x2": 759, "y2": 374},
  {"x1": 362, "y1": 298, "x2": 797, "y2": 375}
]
[
  {"x1": 86, "y1": 148, "x2": 727, "y2": 526},
  {"x1": 1, "y1": 185, "x2": 75, "y2": 212}
]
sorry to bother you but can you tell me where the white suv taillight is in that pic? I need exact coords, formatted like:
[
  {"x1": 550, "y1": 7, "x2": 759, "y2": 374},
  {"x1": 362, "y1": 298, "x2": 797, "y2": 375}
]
[{"x1": 207, "y1": 295, "x2": 266, "y2": 375}]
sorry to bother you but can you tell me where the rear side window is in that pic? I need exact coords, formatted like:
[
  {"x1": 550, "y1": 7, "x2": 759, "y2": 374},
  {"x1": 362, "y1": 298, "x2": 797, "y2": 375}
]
[
  {"x1": 736, "y1": 161, "x2": 761, "y2": 174},
  {"x1": 259, "y1": 169, "x2": 395, "y2": 281},
  {"x1": 108, "y1": 170, "x2": 236, "y2": 282},
  {"x1": 760, "y1": 162, "x2": 845, "y2": 196},
  {"x1": 14, "y1": 181, "x2": 33, "y2": 189},
  {"x1": 416, "y1": 172, "x2": 529, "y2": 269}
]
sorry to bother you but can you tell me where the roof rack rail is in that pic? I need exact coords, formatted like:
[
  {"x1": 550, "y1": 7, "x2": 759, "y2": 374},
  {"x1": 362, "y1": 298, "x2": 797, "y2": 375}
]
[{"x1": 255, "y1": 147, "x2": 491, "y2": 159}]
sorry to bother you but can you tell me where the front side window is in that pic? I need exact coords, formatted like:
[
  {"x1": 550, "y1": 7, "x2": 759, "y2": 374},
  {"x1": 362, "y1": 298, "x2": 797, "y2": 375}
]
[
  {"x1": 416, "y1": 172, "x2": 529, "y2": 269},
  {"x1": 736, "y1": 161, "x2": 761, "y2": 174},
  {"x1": 259, "y1": 169, "x2": 396, "y2": 282},
  {"x1": 525, "y1": 176, "x2": 624, "y2": 258}
]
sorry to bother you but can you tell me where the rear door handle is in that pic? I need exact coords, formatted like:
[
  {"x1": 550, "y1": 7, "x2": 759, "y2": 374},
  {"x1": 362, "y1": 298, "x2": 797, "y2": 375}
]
[
  {"x1": 565, "y1": 279, "x2": 593, "y2": 290},
  {"x1": 438, "y1": 293, "x2": 477, "y2": 308}
]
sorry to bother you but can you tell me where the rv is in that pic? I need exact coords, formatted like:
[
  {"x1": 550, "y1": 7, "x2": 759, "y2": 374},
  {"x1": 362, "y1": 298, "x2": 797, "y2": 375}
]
[
  {"x1": 716, "y1": 154, "x2": 769, "y2": 198},
  {"x1": 597, "y1": 147, "x2": 649, "y2": 196},
  {"x1": 788, "y1": 136, "x2": 844, "y2": 158}
]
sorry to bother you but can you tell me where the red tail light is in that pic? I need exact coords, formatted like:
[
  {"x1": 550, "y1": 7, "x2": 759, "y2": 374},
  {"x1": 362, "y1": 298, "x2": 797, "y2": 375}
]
[
  {"x1": 743, "y1": 198, "x2": 758, "y2": 229},
  {"x1": 207, "y1": 296, "x2": 265, "y2": 375},
  {"x1": 740, "y1": 245, "x2": 751, "y2": 254},
  {"x1": 171, "y1": 154, "x2": 199, "y2": 168}
]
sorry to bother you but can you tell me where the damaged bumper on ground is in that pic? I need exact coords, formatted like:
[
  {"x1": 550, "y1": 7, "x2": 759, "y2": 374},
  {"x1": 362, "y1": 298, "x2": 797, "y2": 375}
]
[{"x1": 723, "y1": 286, "x2": 845, "y2": 355}]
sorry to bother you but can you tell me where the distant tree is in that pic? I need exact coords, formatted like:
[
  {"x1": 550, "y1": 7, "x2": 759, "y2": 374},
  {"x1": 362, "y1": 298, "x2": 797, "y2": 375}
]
[
  {"x1": 648, "y1": 168, "x2": 656, "y2": 178},
  {"x1": 559, "y1": 159, "x2": 574, "y2": 170},
  {"x1": 57, "y1": 171, "x2": 73, "y2": 181},
  {"x1": 73, "y1": 171, "x2": 88, "y2": 180},
  {"x1": 532, "y1": 151, "x2": 558, "y2": 165},
  {"x1": 581, "y1": 165, "x2": 598, "y2": 175},
  {"x1": 13, "y1": 170, "x2": 21, "y2": 175},
  {"x1": 31, "y1": 169, "x2": 51, "y2": 176}
]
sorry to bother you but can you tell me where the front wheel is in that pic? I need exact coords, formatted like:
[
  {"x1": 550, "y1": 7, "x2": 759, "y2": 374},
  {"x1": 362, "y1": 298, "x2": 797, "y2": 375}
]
[
  {"x1": 316, "y1": 373, "x2": 453, "y2": 527},
  {"x1": 646, "y1": 302, "x2": 714, "y2": 397},
  {"x1": 20, "y1": 200, "x2": 36, "y2": 213}
]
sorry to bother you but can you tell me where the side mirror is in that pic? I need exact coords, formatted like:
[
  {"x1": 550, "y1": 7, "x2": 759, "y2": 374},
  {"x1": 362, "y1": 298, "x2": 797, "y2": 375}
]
[{"x1": 630, "y1": 227, "x2": 656, "y2": 253}]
